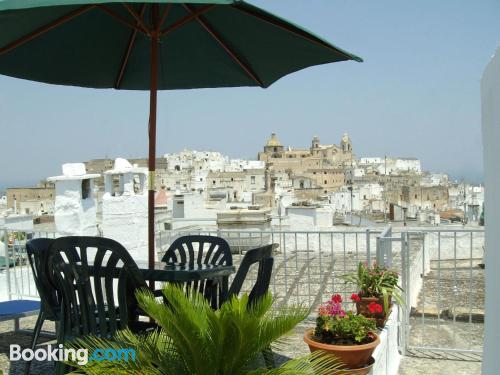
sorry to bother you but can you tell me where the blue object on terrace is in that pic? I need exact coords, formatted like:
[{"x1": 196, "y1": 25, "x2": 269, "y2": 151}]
[{"x1": 0, "y1": 299, "x2": 40, "y2": 321}]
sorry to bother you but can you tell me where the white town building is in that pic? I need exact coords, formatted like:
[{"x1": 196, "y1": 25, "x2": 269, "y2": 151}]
[{"x1": 47, "y1": 163, "x2": 99, "y2": 236}]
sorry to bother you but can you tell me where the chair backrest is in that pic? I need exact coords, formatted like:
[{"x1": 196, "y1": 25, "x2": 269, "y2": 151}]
[
  {"x1": 48, "y1": 236, "x2": 147, "y2": 340},
  {"x1": 163, "y1": 235, "x2": 233, "y2": 308},
  {"x1": 162, "y1": 235, "x2": 232, "y2": 267},
  {"x1": 26, "y1": 238, "x2": 59, "y2": 319},
  {"x1": 228, "y1": 244, "x2": 274, "y2": 306}
]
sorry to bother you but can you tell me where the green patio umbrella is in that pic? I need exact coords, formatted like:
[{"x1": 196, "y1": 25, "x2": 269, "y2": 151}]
[{"x1": 0, "y1": 0, "x2": 362, "y2": 270}]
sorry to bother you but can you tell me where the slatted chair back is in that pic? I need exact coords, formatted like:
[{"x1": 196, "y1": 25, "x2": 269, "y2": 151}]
[
  {"x1": 228, "y1": 244, "x2": 274, "y2": 307},
  {"x1": 48, "y1": 236, "x2": 147, "y2": 341},
  {"x1": 26, "y1": 238, "x2": 59, "y2": 319},
  {"x1": 162, "y1": 235, "x2": 233, "y2": 307},
  {"x1": 162, "y1": 235, "x2": 232, "y2": 266}
]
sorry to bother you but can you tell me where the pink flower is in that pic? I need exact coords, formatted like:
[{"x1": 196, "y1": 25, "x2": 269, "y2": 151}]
[
  {"x1": 319, "y1": 295, "x2": 347, "y2": 318},
  {"x1": 350, "y1": 293, "x2": 361, "y2": 302}
]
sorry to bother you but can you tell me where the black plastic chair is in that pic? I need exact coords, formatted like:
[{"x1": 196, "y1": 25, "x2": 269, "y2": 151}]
[
  {"x1": 227, "y1": 244, "x2": 275, "y2": 368},
  {"x1": 228, "y1": 244, "x2": 274, "y2": 306},
  {"x1": 162, "y1": 235, "x2": 233, "y2": 307},
  {"x1": 48, "y1": 236, "x2": 151, "y2": 374},
  {"x1": 25, "y1": 238, "x2": 58, "y2": 375}
]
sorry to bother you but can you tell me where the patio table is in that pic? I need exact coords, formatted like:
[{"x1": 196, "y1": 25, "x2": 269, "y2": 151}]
[
  {"x1": 135, "y1": 261, "x2": 236, "y2": 283},
  {"x1": 138, "y1": 261, "x2": 236, "y2": 309},
  {"x1": 84, "y1": 260, "x2": 236, "y2": 308}
]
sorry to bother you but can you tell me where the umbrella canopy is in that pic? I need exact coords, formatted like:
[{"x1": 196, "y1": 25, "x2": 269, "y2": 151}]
[
  {"x1": 0, "y1": 1, "x2": 361, "y2": 89},
  {"x1": 0, "y1": 0, "x2": 362, "y2": 269}
]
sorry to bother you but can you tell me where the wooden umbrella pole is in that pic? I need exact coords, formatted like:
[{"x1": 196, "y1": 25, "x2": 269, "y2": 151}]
[{"x1": 148, "y1": 4, "x2": 160, "y2": 285}]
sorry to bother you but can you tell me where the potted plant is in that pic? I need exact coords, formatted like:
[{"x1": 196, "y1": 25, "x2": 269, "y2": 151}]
[
  {"x1": 341, "y1": 261, "x2": 404, "y2": 327},
  {"x1": 65, "y1": 285, "x2": 343, "y2": 374},
  {"x1": 303, "y1": 294, "x2": 380, "y2": 373}
]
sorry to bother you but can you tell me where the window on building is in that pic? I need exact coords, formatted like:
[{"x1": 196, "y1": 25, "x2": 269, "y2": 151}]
[
  {"x1": 213, "y1": 180, "x2": 216, "y2": 185},
  {"x1": 415, "y1": 194, "x2": 418, "y2": 199},
  {"x1": 364, "y1": 195, "x2": 367, "y2": 200},
  {"x1": 231, "y1": 177, "x2": 234, "y2": 182},
  {"x1": 81, "y1": 179, "x2": 91, "y2": 199},
  {"x1": 175, "y1": 165, "x2": 180, "y2": 171},
  {"x1": 251, "y1": 176, "x2": 255, "y2": 184},
  {"x1": 324, "y1": 180, "x2": 327, "y2": 184}
]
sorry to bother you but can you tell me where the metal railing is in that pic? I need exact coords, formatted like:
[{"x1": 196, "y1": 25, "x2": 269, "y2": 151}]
[
  {"x1": 1, "y1": 229, "x2": 57, "y2": 301},
  {"x1": 1, "y1": 225, "x2": 485, "y2": 360},
  {"x1": 159, "y1": 228, "x2": 382, "y2": 310},
  {"x1": 397, "y1": 228, "x2": 485, "y2": 360}
]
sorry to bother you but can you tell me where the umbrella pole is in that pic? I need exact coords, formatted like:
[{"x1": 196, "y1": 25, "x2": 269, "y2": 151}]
[{"x1": 148, "y1": 5, "x2": 160, "y2": 281}]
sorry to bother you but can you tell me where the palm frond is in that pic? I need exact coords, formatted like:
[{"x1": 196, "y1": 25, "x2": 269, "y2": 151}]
[{"x1": 67, "y1": 285, "x2": 322, "y2": 375}]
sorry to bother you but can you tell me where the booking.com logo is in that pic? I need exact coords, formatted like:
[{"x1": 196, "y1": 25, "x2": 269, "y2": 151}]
[{"x1": 9, "y1": 344, "x2": 136, "y2": 365}]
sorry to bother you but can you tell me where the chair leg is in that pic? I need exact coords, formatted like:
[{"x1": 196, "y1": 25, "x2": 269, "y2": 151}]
[
  {"x1": 55, "y1": 320, "x2": 69, "y2": 375},
  {"x1": 24, "y1": 310, "x2": 45, "y2": 375},
  {"x1": 262, "y1": 346, "x2": 276, "y2": 369}
]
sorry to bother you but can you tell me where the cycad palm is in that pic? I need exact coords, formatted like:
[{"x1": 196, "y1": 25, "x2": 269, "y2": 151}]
[{"x1": 68, "y1": 285, "x2": 340, "y2": 374}]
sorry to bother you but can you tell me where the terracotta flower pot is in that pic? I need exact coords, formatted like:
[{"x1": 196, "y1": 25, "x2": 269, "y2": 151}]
[
  {"x1": 356, "y1": 296, "x2": 391, "y2": 328},
  {"x1": 334, "y1": 357, "x2": 375, "y2": 375},
  {"x1": 303, "y1": 328, "x2": 380, "y2": 370}
]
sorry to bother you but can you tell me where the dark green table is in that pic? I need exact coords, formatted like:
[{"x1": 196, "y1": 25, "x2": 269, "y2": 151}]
[
  {"x1": 138, "y1": 261, "x2": 236, "y2": 308},
  {"x1": 136, "y1": 261, "x2": 235, "y2": 283}
]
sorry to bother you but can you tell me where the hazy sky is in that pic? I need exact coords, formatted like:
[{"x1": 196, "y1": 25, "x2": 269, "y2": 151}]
[{"x1": 1, "y1": 0, "x2": 499, "y2": 191}]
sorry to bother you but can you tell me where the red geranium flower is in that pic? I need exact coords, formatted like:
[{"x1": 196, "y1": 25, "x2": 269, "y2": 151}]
[
  {"x1": 350, "y1": 293, "x2": 361, "y2": 302},
  {"x1": 331, "y1": 294, "x2": 342, "y2": 303},
  {"x1": 368, "y1": 301, "x2": 383, "y2": 314}
]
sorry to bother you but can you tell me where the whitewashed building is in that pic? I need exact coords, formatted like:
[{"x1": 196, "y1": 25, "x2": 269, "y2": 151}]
[
  {"x1": 101, "y1": 158, "x2": 150, "y2": 261},
  {"x1": 359, "y1": 157, "x2": 421, "y2": 175},
  {"x1": 421, "y1": 173, "x2": 449, "y2": 187},
  {"x1": 48, "y1": 163, "x2": 99, "y2": 236},
  {"x1": 329, "y1": 187, "x2": 362, "y2": 213}
]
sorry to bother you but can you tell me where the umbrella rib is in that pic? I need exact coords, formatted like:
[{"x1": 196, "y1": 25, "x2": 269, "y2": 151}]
[
  {"x1": 96, "y1": 4, "x2": 148, "y2": 34},
  {"x1": 158, "y1": 4, "x2": 172, "y2": 32},
  {"x1": 231, "y1": 4, "x2": 360, "y2": 62},
  {"x1": 123, "y1": 3, "x2": 151, "y2": 35},
  {"x1": 0, "y1": 5, "x2": 96, "y2": 56},
  {"x1": 160, "y1": 5, "x2": 216, "y2": 36},
  {"x1": 115, "y1": 4, "x2": 147, "y2": 89},
  {"x1": 183, "y1": 4, "x2": 263, "y2": 87}
]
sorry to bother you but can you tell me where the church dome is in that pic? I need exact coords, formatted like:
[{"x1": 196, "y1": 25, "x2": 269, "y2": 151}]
[{"x1": 266, "y1": 133, "x2": 282, "y2": 147}]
